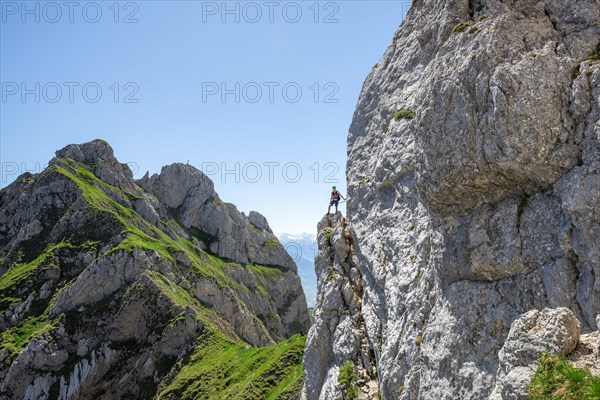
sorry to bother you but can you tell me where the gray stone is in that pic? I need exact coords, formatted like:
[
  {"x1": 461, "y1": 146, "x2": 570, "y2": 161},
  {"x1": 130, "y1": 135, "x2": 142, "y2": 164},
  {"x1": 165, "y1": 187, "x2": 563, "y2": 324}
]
[
  {"x1": 304, "y1": 0, "x2": 600, "y2": 398},
  {"x1": 491, "y1": 308, "x2": 580, "y2": 399},
  {"x1": 0, "y1": 139, "x2": 309, "y2": 399}
]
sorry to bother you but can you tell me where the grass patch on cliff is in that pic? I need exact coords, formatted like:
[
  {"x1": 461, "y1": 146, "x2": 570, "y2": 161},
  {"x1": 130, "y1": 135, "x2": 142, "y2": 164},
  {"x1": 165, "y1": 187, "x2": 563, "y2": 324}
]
[
  {"x1": 338, "y1": 360, "x2": 359, "y2": 400},
  {"x1": 156, "y1": 331, "x2": 305, "y2": 400},
  {"x1": 0, "y1": 315, "x2": 54, "y2": 364},
  {"x1": 264, "y1": 238, "x2": 283, "y2": 250},
  {"x1": 248, "y1": 264, "x2": 286, "y2": 281},
  {"x1": 54, "y1": 162, "x2": 235, "y2": 286},
  {"x1": 516, "y1": 191, "x2": 529, "y2": 230},
  {"x1": 0, "y1": 241, "x2": 74, "y2": 292},
  {"x1": 529, "y1": 353, "x2": 600, "y2": 400},
  {"x1": 452, "y1": 21, "x2": 470, "y2": 33},
  {"x1": 393, "y1": 109, "x2": 414, "y2": 121},
  {"x1": 147, "y1": 270, "x2": 199, "y2": 310},
  {"x1": 247, "y1": 263, "x2": 288, "y2": 300}
]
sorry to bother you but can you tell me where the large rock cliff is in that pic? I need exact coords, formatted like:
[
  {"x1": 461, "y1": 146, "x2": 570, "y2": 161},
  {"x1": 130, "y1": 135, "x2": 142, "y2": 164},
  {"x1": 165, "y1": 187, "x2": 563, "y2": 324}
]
[
  {"x1": 304, "y1": 0, "x2": 600, "y2": 398},
  {"x1": 0, "y1": 140, "x2": 309, "y2": 399}
]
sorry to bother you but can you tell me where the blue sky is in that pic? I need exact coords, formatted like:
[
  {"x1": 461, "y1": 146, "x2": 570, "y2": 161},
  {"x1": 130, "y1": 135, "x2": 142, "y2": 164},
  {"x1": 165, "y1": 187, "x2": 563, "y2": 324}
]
[{"x1": 1, "y1": 0, "x2": 410, "y2": 234}]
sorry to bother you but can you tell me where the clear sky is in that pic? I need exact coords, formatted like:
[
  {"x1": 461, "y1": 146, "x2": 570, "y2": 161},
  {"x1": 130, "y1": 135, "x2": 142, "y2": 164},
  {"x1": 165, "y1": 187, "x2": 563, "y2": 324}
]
[{"x1": 1, "y1": 0, "x2": 411, "y2": 234}]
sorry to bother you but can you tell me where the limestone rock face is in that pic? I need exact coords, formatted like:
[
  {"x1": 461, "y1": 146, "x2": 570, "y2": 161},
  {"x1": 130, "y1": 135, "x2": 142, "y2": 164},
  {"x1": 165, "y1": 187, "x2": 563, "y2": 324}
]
[
  {"x1": 490, "y1": 308, "x2": 580, "y2": 399},
  {"x1": 138, "y1": 163, "x2": 296, "y2": 271},
  {"x1": 305, "y1": 0, "x2": 600, "y2": 399},
  {"x1": 0, "y1": 140, "x2": 308, "y2": 399},
  {"x1": 303, "y1": 213, "x2": 378, "y2": 400}
]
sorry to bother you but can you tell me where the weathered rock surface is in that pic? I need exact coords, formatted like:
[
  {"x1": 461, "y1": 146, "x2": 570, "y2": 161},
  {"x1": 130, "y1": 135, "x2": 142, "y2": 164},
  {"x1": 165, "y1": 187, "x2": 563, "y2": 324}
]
[
  {"x1": 490, "y1": 307, "x2": 580, "y2": 399},
  {"x1": 138, "y1": 163, "x2": 296, "y2": 271},
  {"x1": 0, "y1": 139, "x2": 309, "y2": 399},
  {"x1": 305, "y1": 0, "x2": 600, "y2": 399},
  {"x1": 303, "y1": 213, "x2": 378, "y2": 400}
]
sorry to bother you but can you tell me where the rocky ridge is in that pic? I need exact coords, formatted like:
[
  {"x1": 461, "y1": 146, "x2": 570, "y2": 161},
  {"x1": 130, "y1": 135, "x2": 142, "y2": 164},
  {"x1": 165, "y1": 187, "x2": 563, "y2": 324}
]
[
  {"x1": 304, "y1": 0, "x2": 600, "y2": 399},
  {"x1": 0, "y1": 139, "x2": 309, "y2": 399}
]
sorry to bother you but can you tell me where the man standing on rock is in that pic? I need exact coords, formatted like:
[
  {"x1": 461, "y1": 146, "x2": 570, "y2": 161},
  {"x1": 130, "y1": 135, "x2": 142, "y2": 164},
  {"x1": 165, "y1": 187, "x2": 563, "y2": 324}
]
[{"x1": 327, "y1": 186, "x2": 345, "y2": 214}]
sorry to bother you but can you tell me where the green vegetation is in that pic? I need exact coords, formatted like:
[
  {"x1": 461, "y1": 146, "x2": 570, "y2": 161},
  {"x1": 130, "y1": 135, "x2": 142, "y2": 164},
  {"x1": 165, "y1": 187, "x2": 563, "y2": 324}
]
[
  {"x1": 0, "y1": 240, "x2": 98, "y2": 327},
  {"x1": 415, "y1": 335, "x2": 423, "y2": 346},
  {"x1": 0, "y1": 242, "x2": 69, "y2": 292},
  {"x1": 516, "y1": 191, "x2": 529, "y2": 229},
  {"x1": 468, "y1": 26, "x2": 479, "y2": 34},
  {"x1": 452, "y1": 21, "x2": 470, "y2": 33},
  {"x1": 157, "y1": 332, "x2": 305, "y2": 400},
  {"x1": 0, "y1": 315, "x2": 55, "y2": 364},
  {"x1": 54, "y1": 162, "x2": 234, "y2": 286},
  {"x1": 393, "y1": 109, "x2": 414, "y2": 121},
  {"x1": 264, "y1": 238, "x2": 283, "y2": 250},
  {"x1": 338, "y1": 360, "x2": 359, "y2": 400},
  {"x1": 248, "y1": 264, "x2": 287, "y2": 301},
  {"x1": 147, "y1": 270, "x2": 199, "y2": 310},
  {"x1": 248, "y1": 264, "x2": 285, "y2": 281},
  {"x1": 529, "y1": 353, "x2": 600, "y2": 400},
  {"x1": 1, "y1": 154, "x2": 308, "y2": 397},
  {"x1": 573, "y1": 64, "x2": 582, "y2": 79},
  {"x1": 587, "y1": 54, "x2": 600, "y2": 62},
  {"x1": 322, "y1": 227, "x2": 334, "y2": 239}
]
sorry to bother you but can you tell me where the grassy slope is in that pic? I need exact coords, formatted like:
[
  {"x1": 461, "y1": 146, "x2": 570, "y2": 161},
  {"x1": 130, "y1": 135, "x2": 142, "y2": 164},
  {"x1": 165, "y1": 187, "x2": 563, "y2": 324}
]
[
  {"x1": 0, "y1": 157, "x2": 306, "y2": 398},
  {"x1": 157, "y1": 332, "x2": 305, "y2": 400},
  {"x1": 529, "y1": 353, "x2": 600, "y2": 400},
  {"x1": 55, "y1": 162, "x2": 234, "y2": 284}
]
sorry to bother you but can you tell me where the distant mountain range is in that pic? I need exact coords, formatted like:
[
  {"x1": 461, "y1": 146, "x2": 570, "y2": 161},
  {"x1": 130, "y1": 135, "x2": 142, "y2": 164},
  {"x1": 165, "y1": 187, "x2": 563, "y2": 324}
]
[{"x1": 276, "y1": 233, "x2": 317, "y2": 308}]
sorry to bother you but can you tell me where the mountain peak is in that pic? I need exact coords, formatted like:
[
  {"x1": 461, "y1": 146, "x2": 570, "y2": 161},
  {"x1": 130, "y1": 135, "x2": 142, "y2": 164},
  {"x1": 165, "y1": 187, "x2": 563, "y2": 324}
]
[
  {"x1": 55, "y1": 139, "x2": 121, "y2": 169},
  {"x1": 0, "y1": 140, "x2": 309, "y2": 399}
]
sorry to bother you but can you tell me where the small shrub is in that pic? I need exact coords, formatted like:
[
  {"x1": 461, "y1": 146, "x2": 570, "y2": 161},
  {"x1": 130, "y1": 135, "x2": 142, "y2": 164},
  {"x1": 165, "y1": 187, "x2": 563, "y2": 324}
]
[
  {"x1": 397, "y1": 385, "x2": 405, "y2": 394},
  {"x1": 338, "y1": 360, "x2": 359, "y2": 400},
  {"x1": 531, "y1": 52, "x2": 538, "y2": 58},
  {"x1": 409, "y1": 223, "x2": 415, "y2": 231},
  {"x1": 529, "y1": 353, "x2": 600, "y2": 400},
  {"x1": 452, "y1": 21, "x2": 470, "y2": 33},
  {"x1": 585, "y1": 70, "x2": 592, "y2": 77},
  {"x1": 476, "y1": 15, "x2": 487, "y2": 22},
  {"x1": 322, "y1": 227, "x2": 334, "y2": 238},
  {"x1": 516, "y1": 191, "x2": 529, "y2": 229},
  {"x1": 264, "y1": 238, "x2": 282, "y2": 249},
  {"x1": 393, "y1": 109, "x2": 414, "y2": 121},
  {"x1": 572, "y1": 64, "x2": 581, "y2": 79},
  {"x1": 468, "y1": 26, "x2": 479, "y2": 34},
  {"x1": 587, "y1": 54, "x2": 599, "y2": 62},
  {"x1": 415, "y1": 335, "x2": 423, "y2": 346}
]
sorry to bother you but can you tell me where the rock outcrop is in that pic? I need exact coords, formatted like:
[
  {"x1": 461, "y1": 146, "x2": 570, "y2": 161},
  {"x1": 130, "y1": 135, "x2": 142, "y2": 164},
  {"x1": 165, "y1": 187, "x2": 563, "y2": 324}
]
[
  {"x1": 0, "y1": 139, "x2": 309, "y2": 399},
  {"x1": 490, "y1": 308, "x2": 580, "y2": 399},
  {"x1": 303, "y1": 213, "x2": 378, "y2": 400},
  {"x1": 305, "y1": 0, "x2": 600, "y2": 398}
]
